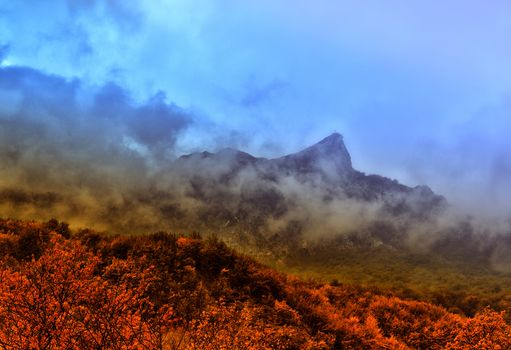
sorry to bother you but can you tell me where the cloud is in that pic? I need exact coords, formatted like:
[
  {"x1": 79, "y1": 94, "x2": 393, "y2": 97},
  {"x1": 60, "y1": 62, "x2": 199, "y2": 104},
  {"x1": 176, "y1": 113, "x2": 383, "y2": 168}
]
[
  {"x1": 128, "y1": 92, "x2": 191, "y2": 157},
  {"x1": 0, "y1": 65, "x2": 191, "y2": 158},
  {"x1": 0, "y1": 65, "x2": 192, "y2": 223},
  {"x1": 401, "y1": 96, "x2": 511, "y2": 217}
]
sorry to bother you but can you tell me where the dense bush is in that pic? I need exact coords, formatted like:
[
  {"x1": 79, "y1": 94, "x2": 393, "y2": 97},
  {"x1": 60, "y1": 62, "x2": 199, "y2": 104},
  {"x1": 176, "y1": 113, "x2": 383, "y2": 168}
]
[{"x1": 0, "y1": 218, "x2": 510, "y2": 349}]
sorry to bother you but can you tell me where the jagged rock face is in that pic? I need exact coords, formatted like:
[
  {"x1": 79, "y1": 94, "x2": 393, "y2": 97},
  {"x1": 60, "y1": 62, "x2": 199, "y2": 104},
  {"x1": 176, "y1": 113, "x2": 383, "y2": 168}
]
[
  {"x1": 275, "y1": 133, "x2": 354, "y2": 182},
  {"x1": 175, "y1": 133, "x2": 355, "y2": 185}
]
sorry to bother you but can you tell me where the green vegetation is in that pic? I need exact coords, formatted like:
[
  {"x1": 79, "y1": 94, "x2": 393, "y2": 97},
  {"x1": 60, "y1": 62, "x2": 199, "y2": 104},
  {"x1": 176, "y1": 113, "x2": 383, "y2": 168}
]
[{"x1": 258, "y1": 245, "x2": 511, "y2": 319}]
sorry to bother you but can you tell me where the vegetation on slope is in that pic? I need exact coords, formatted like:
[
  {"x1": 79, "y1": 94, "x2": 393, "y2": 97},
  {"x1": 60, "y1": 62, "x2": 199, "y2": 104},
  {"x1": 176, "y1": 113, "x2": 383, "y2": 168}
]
[
  {"x1": 0, "y1": 218, "x2": 511, "y2": 349},
  {"x1": 268, "y1": 244, "x2": 511, "y2": 319}
]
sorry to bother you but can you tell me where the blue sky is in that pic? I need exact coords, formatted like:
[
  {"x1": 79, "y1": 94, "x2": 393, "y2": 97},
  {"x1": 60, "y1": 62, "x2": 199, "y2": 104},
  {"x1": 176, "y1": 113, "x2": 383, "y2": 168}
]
[{"x1": 1, "y1": 0, "x2": 511, "y2": 214}]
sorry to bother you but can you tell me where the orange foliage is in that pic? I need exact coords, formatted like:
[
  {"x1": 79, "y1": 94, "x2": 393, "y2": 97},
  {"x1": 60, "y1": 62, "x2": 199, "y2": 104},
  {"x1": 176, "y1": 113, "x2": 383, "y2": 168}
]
[
  {"x1": 0, "y1": 218, "x2": 510, "y2": 349},
  {"x1": 446, "y1": 309, "x2": 511, "y2": 349},
  {"x1": 0, "y1": 236, "x2": 173, "y2": 349}
]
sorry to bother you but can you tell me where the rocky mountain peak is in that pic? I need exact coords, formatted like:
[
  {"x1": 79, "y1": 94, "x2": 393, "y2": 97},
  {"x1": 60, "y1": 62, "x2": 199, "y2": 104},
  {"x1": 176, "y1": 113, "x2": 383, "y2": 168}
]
[
  {"x1": 275, "y1": 133, "x2": 353, "y2": 179},
  {"x1": 316, "y1": 132, "x2": 344, "y2": 148},
  {"x1": 308, "y1": 133, "x2": 351, "y2": 163}
]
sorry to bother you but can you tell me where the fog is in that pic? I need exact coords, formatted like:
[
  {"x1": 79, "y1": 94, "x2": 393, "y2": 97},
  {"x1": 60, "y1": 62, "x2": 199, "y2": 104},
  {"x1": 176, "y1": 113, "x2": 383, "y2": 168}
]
[{"x1": 2, "y1": 64, "x2": 511, "y2": 275}]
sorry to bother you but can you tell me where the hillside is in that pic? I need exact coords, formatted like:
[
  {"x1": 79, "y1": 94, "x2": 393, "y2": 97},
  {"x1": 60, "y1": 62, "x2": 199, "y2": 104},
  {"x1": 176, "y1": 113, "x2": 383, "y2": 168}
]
[
  {"x1": 3, "y1": 132, "x2": 511, "y2": 338},
  {"x1": 1, "y1": 218, "x2": 510, "y2": 349}
]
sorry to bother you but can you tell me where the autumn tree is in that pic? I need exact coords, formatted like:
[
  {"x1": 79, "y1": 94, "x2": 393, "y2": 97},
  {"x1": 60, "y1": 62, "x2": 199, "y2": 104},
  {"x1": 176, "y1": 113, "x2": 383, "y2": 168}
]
[{"x1": 0, "y1": 236, "x2": 173, "y2": 350}]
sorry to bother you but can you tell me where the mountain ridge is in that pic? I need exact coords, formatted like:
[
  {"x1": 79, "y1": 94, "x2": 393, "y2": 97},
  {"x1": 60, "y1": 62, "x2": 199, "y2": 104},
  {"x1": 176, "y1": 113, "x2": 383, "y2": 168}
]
[
  {"x1": 176, "y1": 133, "x2": 444, "y2": 209},
  {"x1": 0, "y1": 132, "x2": 446, "y2": 236}
]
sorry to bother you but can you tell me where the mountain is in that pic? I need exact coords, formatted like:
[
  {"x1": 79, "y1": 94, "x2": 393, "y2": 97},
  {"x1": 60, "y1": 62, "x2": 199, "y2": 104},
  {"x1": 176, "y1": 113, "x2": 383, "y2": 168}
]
[
  {"x1": 275, "y1": 133, "x2": 354, "y2": 180},
  {"x1": 172, "y1": 133, "x2": 445, "y2": 223},
  {"x1": 0, "y1": 132, "x2": 445, "y2": 242}
]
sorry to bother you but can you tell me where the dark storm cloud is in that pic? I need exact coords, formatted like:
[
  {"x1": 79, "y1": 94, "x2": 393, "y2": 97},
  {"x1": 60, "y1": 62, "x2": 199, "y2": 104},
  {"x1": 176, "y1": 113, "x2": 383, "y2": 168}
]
[
  {"x1": 129, "y1": 92, "x2": 191, "y2": 156},
  {"x1": 0, "y1": 65, "x2": 191, "y2": 161}
]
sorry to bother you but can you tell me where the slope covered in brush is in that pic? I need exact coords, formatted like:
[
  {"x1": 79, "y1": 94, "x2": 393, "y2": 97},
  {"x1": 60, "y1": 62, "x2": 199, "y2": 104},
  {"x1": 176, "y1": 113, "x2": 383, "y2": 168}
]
[{"x1": 0, "y1": 218, "x2": 510, "y2": 349}]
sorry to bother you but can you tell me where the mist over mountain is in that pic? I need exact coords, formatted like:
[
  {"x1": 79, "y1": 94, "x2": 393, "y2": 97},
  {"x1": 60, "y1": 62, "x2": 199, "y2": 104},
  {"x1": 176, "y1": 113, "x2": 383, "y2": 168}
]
[
  {"x1": 0, "y1": 65, "x2": 509, "y2": 272},
  {"x1": 1, "y1": 122, "x2": 444, "y2": 240},
  {"x1": 168, "y1": 133, "x2": 445, "y2": 232}
]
